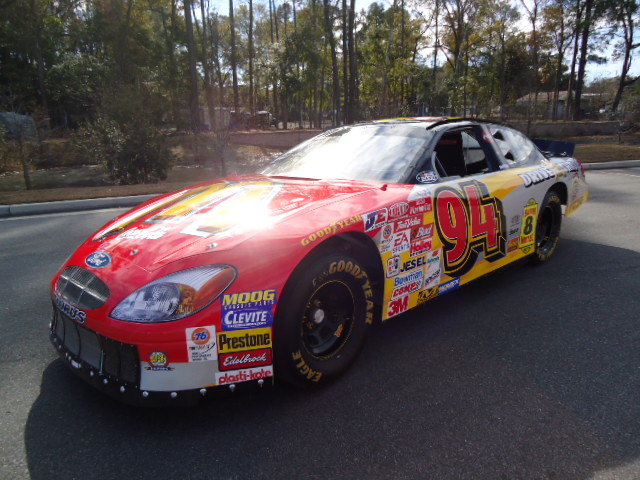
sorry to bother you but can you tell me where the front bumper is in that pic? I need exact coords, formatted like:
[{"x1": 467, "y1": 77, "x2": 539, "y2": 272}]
[{"x1": 49, "y1": 308, "x2": 272, "y2": 406}]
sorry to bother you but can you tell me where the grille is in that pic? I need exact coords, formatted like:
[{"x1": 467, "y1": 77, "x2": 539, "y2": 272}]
[
  {"x1": 53, "y1": 309, "x2": 139, "y2": 385},
  {"x1": 56, "y1": 266, "x2": 110, "y2": 310}
]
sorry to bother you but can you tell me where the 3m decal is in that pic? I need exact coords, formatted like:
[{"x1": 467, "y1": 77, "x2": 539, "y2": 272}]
[
  {"x1": 387, "y1": 295, "x2": 410, "y2": 318},
  {"x1": 217, "y1": 328, "x2": 272, "y2": 354},
  {"x1": 186, "y1": 326, "x2": 217, "y2": 362},
  {"x1": 301, "y1": 215, "x2": 362, "y2": 246},
  {"x1": 363, "y1": 208, "x2": 388, "y2": 232},
  {"x1": 219, "y1": 348, "x2": 272, "y2": 371},
  {"x1": 388, "y1": 202, "x2": 409, "y2": 219},
  {"x1": 215, "y1": 366, "x2": 273, "y2": 385},
  {"x1": 434, "y1": 180, "x2": 506, "y2": 277},
  {"x1": 520, "y1": 199, "x2": 538, "y2": 253},
  {"x1": 146, "y1": 351, "x2": 174, "y2": 371}
]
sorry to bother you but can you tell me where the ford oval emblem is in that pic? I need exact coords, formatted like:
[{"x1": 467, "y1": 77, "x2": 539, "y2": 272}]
[{"x1": 86, "y1": 251, "x2": 112, "y2": 268}]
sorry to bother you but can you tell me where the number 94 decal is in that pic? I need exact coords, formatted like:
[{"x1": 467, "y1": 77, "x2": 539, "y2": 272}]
[{"x1": 434, "y1": 180, "x2": 507, "y2": 277}]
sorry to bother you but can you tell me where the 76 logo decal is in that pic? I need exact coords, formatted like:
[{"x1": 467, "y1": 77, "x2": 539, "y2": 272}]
[{"x1": 434, "y1": 180, "x2": 506, "y2": 277}]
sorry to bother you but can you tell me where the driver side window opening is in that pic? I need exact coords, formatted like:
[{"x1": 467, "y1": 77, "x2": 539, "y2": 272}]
[{"x1": 433, "y1": 128, "x2": 490, "y2": 179}]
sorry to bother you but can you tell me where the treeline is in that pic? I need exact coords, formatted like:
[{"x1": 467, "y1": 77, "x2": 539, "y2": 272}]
[{"x1": 0, "y1": 0, "x2": 638, "y2": 132}]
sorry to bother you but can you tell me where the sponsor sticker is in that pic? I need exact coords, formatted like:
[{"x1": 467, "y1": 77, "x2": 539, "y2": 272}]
[
  {"x1": 222, "y1": 289, "x2": 277, "y2": 308},
  {"x1": 146, "y1": 351, "x2": 174, "y2": 371},
  {"x1": 391, "y1": 230, "x2": 411, "y2": 255},
  {"x1": 219, "y1": 348, "x2": 272, "y2": 371},
  {"x1": 391, "y1": 278, "x2": 423, "y2": 300},
  {"x1": 86, "y1": 251, "x2": 111, "y2": 269},
  {"x1": 186, "y1": 326, "x2": 217, "y2": 362},
  {"x1": 393, "y1": 269, "x2": 424, "y2": 288},
  {"x1": 381, "y1": 223, "x2": 394, "y2": 240},
  {"x1": 439, "y1": 277, "x2": 461, "y2": 295},
  {"x1": 393, "y1": 215, "x2": 423, "y2": 232},
  {"x1": 215, "y1": 366, "x2": 273, "y2": 385},
  {"x1": 388, "y1": 202, "x2": 409, "y2": 219},
  {"x1": 520, "y1": 199, "x2": 538, "y2": 253},
  {"x1": 363, "y1": 208, "x2": 388, "y2": 232},
  {"x1": 400, "y1": 255, "x2": 426, "y2": 273},
  {"x1": 409, "y1": 197, "x2": 433, "y2": 215},
  {"x1": 387, "y1": 295, "x2": 410, "y2": 318},
  {"x1": 217, "y1": 327, "x2": 272, "y2": 354},
  {"x1": 411, "y1": 223, "x2": 434, "y2": 240},
  {"x1": 416, "y1": 171, "x2": 438, "y2": 184},
  {"x1": 386, "y1": 255, "x2": 401, "y2": 278},
  {"x1": 417, "y1": 286, "x2": 439, "y2": 306},
  {"x1": 223, "y1": 306, "x2": 273, "y2": 330},
  {"x1": 410, "y1": 238, "x2": 432, "y2": 257},
  {"x1": 508, "y1": 237, "x2": 519, "y2": 252}
]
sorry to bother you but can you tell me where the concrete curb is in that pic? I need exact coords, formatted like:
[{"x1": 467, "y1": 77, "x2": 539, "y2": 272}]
[
  {"x1": 582, "y1": 160, "x2": 640, "y2": 170},
  {"x1": 1, "y1": 160, "x2": 638, "y2": 218},
  {"x1": 0, "y1": 194, "x2": 157, "y2": 219}
]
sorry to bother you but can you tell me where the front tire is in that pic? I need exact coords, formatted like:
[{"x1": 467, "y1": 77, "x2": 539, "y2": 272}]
[
  {"x1": 530, "y1": 190, "x2": 562, "y2": 264},
  {"x1": 274, "y1": 253, "x2": 374, "y2": 388}
]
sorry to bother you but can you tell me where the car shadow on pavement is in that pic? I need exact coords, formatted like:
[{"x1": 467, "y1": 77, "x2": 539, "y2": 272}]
[{"x1": 25, "y1": 239, "x2": 640, "y2": 480}]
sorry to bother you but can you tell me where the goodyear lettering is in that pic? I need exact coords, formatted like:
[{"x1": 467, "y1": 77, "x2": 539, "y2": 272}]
[
  {"x1": 217, "y1": 327, "x2": 272, "y2": 353},
  {"x1": 329, "y1": 260, "x2": 374, "y2": 324},
  {"x1": 292, "y1": 350, "x2": 323, "y2": 382},
  {"x1": 302, "y1": 215, "x2": 362, "y2": 246}
]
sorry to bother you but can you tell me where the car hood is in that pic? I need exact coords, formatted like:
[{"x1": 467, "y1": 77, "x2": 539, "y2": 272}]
[{"x1": 89, "y1": 174, "x2": 378, "y2": 271}]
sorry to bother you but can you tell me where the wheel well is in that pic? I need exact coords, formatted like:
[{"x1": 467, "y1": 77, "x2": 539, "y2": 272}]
[
  {"x1": 290, "y1": 232, "x2": 385, "y2": 323},
  {"x1": 549, "y1": 182, "x2": 568, "y2": 205}
]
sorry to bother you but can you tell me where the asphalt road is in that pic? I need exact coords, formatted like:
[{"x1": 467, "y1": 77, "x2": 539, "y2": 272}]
[{"x1": 1, "y1": 169, "x2": 640, "y2": 480}]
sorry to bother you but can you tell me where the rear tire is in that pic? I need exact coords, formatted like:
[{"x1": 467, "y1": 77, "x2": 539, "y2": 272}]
[
  {"x1": 530, "y1": 190, "x2": 562, "y2": 264},
  {"x1": 274, "y1": 253, "x2": 373, "y2": 388}
]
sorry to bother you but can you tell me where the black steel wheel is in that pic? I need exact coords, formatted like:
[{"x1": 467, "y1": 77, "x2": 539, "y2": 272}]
[
  {"x1": 274, "y1": 253, "x2": 373, "y2": 388},
  {"x1": 530, "y1": 190, "x2": 562, "y2": 264}
]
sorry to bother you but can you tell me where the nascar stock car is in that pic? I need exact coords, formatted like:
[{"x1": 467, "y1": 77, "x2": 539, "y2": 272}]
[{"x1": 50, "y1": 118, "x2": 589, "y2": 405}]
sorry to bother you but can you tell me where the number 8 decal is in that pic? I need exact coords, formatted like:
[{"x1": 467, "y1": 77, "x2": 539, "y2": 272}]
[{"x1": 435, "y1": 180, "x2": 507, "y2": 277}]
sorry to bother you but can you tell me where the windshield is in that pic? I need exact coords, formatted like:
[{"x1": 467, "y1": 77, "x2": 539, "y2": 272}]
[{"x1": 262, "y1": 124, "x2": 432, "y2": 183}]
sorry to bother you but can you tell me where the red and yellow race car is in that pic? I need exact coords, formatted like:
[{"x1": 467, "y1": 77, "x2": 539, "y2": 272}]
[{"x1": 50, "y1": 118, "x2": 589, "y2": 405}]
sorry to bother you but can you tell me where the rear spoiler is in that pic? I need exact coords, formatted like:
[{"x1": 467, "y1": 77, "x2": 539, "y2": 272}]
[{"x1": 532, "y1": 139, "x2": 576, "y2": 158}]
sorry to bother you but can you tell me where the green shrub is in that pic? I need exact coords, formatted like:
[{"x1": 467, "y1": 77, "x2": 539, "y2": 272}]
[{"x1": 74, "y1": 116, "x2": 174, "y2": 185}]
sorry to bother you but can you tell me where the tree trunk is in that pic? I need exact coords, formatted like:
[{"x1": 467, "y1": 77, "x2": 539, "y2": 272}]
[
  {"x1": 229, "y1": 0, "x2": 240, "y2": 115},
  {"x1": 183, "y1": 0, "x2": 200, "y2": 131},
  {"x1": 324, "y1": 0, "x2": 340, "y2": 125},
  {"x1": 574, "y1": 0, "x2": 593, "y2": 120}
]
